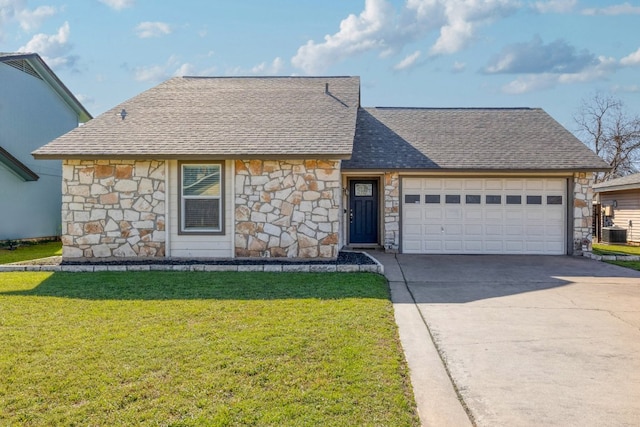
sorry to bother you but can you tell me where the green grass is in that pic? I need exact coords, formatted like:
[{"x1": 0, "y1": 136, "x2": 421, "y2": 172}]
[
  {"x1": 592, "y1": 243, "x2": 640, "y2": 256},
  {"x1": 0, "y1": 271, "x2": 418, "y2": 426},
  {"x1": 605, "y1": 260, "x2": 640, "y2": 272},
  {"x1": 0, "y1": 241, "x2": 62, "y2": 264}
]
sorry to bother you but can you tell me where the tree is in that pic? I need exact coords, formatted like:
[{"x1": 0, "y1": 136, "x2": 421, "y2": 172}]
[{"x1": 574, "y1": 93, "x2": 640, "y2": 182}]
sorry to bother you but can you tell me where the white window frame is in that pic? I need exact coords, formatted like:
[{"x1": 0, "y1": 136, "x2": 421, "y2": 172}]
[{"x1": 178, "y1": 161, "x2": 224, "y2": 235}]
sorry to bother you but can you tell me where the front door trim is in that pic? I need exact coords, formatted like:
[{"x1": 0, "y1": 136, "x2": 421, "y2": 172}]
[{"x1": 347, "y1": 177, "x2": 381, "y2": 246}]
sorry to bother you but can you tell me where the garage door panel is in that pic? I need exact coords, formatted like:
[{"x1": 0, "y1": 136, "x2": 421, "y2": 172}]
[
  {"x1": 404, "y1": 178, "x2": 422, "y2": 190},
  {"x1": 444, "y1": 209, "x2": 462, "y2": 220},
  {"x1": 465, "y1": 209, "x2": 483, "y2": 220},
  {"x1": 485, "y1": 180, "x2": 503, "y2": 190},
  {"x1": 424, "y1": 179, "x2": 443, "y2": 190},
  {"x1": 445, "y1": 224, "x2": 463, "y2": 235},
  {"x1": 505, "y1": 225, "x2": 523, "y2": 235},
  {"x1": 486, "y1": 225, "x2": 503, "y2": 236},
  {"x1": 505, "y1": 180, "x2": 524, "y2": 190},
  {"x1": 465, "y1": 224, "x2": 483, "y2": 235},
  {"x1": 424, "y1": 224, "x2": 443, "y2": 235},
  {"x1": 546, "y1": 180, "x2": 565, "y2": 191},
  {"x1": 404, "y1": 224, "x2": 422, "y2": 236},
  {"x1": 425, "y1": 208, "x2": 443, "y2": 220},
  {"x1": 444, "y1": 240, "x2": 463, "y2": 251},
  {"x1": 404, "y1": 207, "x2": 422, "y2": 223},
  {"x1": 402, "y1": 178, "x2": 566, "y2": 255},
  {"x1": 485, "y1": 240, "x2": 504, "y2": 252},
  {"x1": 465, "y1": 240, "x2": 483, "y2": 251}
]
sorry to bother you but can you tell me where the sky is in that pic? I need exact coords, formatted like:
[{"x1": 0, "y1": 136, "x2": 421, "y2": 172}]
[{"x1": 1, "y1": 0, "x2": 639, "y2": 133}]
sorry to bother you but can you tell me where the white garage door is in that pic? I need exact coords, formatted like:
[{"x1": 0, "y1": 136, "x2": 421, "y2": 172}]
[{"x1": 402, "y1": 178, "x2": 567, "y2": 254}]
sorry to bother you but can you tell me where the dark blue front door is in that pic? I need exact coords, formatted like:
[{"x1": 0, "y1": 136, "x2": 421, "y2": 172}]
[{"x1": 349, "y1": 180, "x2": 378, "y2": 244}]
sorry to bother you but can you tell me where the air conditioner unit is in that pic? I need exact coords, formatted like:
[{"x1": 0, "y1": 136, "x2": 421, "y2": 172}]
[{"x1": 602, "y1": 227, "x2": 627, "y2": 244}]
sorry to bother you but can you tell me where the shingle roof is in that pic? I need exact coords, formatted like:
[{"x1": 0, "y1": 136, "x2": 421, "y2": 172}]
[
  {"x1": 33, "y1": 76, "x2": 360, "y2": 159},
  {"x1": 342, "y1": 107, "x2": 610, "y2": 171},
  {"x1": 593, "y1": 173, "x2": 640, "y2": 192},
  {"x1": 1, "y1": 52, "x2": 92, "y2": 122}
]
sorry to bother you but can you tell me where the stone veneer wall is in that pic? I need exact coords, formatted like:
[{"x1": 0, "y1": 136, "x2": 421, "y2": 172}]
[
  {"x1": 61, "y1": 160, "x2": 165, "y2": 258},
  {"x1": 573, "y1": 172, "x2": 595, "y2": 253},
  {"x1": 234, "y1": 159, "x2": 341, "y2": 258},
  {"x1": 383, "y1": 172, "x2": 400, "y2": 252}
]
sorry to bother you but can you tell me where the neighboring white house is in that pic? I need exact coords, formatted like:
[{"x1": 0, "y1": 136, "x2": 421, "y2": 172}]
[{"x1": 0, "y1": 53, "x2": 91, "y2": 241}]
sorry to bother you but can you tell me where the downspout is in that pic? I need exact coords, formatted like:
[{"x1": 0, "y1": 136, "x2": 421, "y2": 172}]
[
  {"x1": 230, "y1": 160, "x2": 235, "y2": 258},
  {"x1": 165, "y1": 160, "x2": 171, "y2": 258}
]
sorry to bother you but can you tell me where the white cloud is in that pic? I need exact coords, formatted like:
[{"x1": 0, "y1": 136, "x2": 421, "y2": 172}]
[
  {"x1": 0, "y1": 0, "x2": 58, "y2": 39},
  {"x1": 612, "y1": 84, "x2": 640, "y2": 93},
  {"x1": 532, "y1": 0, "x2": 576, "y2": 14},
  {"x1": 620, "y1": 47, "x2": 640, "y2": 66},
  {"x1": 18, "y1": 21, "x2": 77, "y2": 68},
  {"x1": 484, "y1": 37, "x2": 597, "y2": 74},
  {"x1": 251, "y1": 57, "x2": 284, "y2": 74},
  {"x1": 135, "y1": 21, "x2": 172, "y2": 38},
  {"x1": 291, "y1": 0, "x2": 519, "y2": 74},
  {"x1": 16, "y1": 5, "x2": 57, "y2": 31},
  {"x1": 501, "y1": 56, "x2": 617, "y2": 94},
  {"x1": 99, "y1": 0, "x2": 134, "y2": 11},
  {"x1": 582, "y1": 2, "x2": 640, "y2": 16},
  {"x1": 393, "y1": 50, "x2": 421, "y2": 70},
  {"x1": 133, "y1": 56, "x2": 179, "y2": 82},
  {"x1": 292, "y1": 0, "x2": 395, "y2": 74},
  {"x1": 429, "y1": 0, "x2": 519, "y2": 56},
  {"x1": 133, "y1": 56, "x2": 217, "y2": 82}
]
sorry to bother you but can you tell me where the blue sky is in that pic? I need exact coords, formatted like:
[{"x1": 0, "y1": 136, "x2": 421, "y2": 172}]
[{"x1": 2, "y1": 0, "x2": 639, "y2": 132}]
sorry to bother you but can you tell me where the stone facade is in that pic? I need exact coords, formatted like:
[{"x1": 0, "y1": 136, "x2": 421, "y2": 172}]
[
  {"x1": 573, "y1": 172, "x2": 595, "y2": 253},
  {"x1": 61, "y1": 160, "x2": 165, "y2": 258},
  {"x1": 383, "y1": 172, "x2": 400, "y2": 252},
  {"x1": 234, "y1": 159, "x2": 341, "y2": 258}
]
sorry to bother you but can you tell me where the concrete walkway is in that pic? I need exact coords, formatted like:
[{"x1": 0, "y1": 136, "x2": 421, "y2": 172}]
[
  {"x1": 373, "y1": 252, "x2": 640, "y2": 427},
  {"x1": 374, "y1": 251, "x2": 473, "y2": 427}
]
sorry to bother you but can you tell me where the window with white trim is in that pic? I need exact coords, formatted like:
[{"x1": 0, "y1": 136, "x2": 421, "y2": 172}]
[{"x1": 179, "y1": 162, "x2": 223, "y2": 234}]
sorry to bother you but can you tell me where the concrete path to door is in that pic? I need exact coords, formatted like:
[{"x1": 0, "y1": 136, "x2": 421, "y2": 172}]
[{"x1": 374, "y1": 252, "x2": 640, "y2": 427}]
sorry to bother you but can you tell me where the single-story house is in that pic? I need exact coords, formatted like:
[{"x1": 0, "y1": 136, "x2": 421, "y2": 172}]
[
  {"x1": 1, "y1": 52, "x2": 91, "y2": 241},
  {"x1": 593, "y1": 173, "x2": 640, "y2": 244},
  {"x1": 32, "y1": 76, "x2": 609, "y2": 259}
]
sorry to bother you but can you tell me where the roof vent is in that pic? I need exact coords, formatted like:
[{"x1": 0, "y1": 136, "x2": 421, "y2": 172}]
[
  {"x1": 325, "y1": 82, "x2": 329, "y2": 94},
  {"x1": 4, "y1": 59, "x2": 42, "y2": 80}
]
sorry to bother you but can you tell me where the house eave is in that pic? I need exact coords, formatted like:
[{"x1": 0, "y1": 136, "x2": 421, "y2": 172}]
[
  {"x1": 340, "y1": 167, "x2": 609, "y2": 175},
  {"x1": 32, "y1": 152, "x2": 354, "y2": 161},
  {"x1": 0, "y1": 146, "x2": 39, "y2": 181}
]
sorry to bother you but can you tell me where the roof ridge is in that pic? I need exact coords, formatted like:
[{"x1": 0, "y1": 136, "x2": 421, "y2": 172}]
[
  {"x1": 368, "y1": 107, "x2": 537, "y2": 110},
  {"x1": 182, "y1": 75, "x2": 357, "y2": 80}
]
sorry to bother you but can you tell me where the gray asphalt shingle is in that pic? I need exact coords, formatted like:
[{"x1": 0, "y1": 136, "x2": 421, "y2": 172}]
[
  {"x1": 32, "y1": 76, "x2": 610, "y2": 172},
  {"x1": 33, "y1": 76, "x2": 360, "y2": 159},
  {"x1": 342, "y1": 107, "x2": 609, "y2": 171}
]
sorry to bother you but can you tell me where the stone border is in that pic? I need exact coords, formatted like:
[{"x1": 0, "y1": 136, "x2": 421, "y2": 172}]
[
  {"x1": 583, "y1": 252, "x2": 640, "y2": 262},
  {"x1": 0, "y1": 252, "x2": 385, "y2": 274}
]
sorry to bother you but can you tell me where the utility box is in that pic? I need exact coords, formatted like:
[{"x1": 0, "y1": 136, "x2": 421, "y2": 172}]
[{"x1": 601, "y1": 227, "x2": 627, "y2": 244}]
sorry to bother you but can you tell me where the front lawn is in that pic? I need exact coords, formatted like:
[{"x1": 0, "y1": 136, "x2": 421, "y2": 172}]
[
  {"x1": 0, "y1": 240, "x2": 62, "y2": 264},
  {"x1": 0, "y1": 271, "x2": 418, "y2": 426},
  {"x1": 592, "y1": 243, "x2": 640, "y2": 256},
  {"x1": 606, "y1": 260, "x2": 640, "y2": 271}
]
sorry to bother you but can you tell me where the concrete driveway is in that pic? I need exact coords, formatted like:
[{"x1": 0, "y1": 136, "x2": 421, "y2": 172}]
[{"x1": 378, "y1": 253, "x2": 640, "y2": 427}]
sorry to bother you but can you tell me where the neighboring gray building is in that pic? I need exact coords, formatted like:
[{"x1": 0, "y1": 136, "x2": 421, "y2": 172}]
[
  {"x1": 33, "y1": 76, "x2": 609, "y2": 258},
  {"x1": 593, "y1": 173, "x2": 640, "y2": 243},
  {"x1": 0, "y1": 53, "x2": 91, "y2": 241}
]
